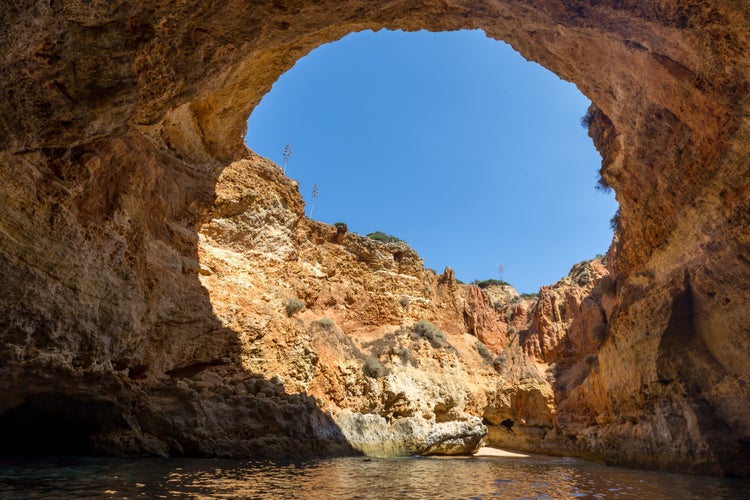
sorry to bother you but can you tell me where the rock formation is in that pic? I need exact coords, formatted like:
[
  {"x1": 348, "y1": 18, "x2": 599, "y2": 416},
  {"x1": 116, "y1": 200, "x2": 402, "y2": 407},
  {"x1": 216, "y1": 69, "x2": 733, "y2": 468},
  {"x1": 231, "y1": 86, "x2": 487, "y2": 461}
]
[
  {"x1": 1, "y1": 0, "x2": 749, "y2": 476},
  {"x1": 198, "y1": 154, "x2": 500, "y2": 456}
]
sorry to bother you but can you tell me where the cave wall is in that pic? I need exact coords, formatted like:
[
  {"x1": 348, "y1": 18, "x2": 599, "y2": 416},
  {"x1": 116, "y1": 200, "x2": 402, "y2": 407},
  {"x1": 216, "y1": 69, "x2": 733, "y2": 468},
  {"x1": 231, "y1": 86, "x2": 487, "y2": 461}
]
[{"x1": 1, "y1": 0, "x2": 749, "y2": 474}]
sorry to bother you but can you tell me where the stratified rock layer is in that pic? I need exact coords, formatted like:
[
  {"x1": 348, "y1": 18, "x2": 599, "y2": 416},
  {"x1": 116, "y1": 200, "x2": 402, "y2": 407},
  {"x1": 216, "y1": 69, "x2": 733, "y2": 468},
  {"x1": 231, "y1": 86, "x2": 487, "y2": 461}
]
[{"x1": 1, "y1": 1, "x2": 749, "y2": 475}]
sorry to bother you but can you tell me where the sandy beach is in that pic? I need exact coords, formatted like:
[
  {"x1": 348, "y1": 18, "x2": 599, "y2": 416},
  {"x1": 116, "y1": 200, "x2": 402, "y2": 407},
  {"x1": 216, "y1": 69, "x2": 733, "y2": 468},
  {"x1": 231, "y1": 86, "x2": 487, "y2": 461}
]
[{"x1": 473, "y1": 447, "x2": 530, "y2": 458}]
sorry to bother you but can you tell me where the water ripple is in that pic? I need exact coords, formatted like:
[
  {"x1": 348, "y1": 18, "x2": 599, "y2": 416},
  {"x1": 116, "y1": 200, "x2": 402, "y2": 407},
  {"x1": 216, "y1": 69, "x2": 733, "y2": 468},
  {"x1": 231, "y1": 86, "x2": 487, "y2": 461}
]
[{"x1": 1, "y1": 454, "x2": 749, "y2": 499}]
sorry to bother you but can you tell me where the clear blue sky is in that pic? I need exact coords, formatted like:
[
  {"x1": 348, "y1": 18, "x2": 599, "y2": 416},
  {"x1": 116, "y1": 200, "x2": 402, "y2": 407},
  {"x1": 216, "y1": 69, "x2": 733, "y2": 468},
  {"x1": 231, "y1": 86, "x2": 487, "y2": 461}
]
[{"x1": 245, "y1": 29, "x2": 618, "y2": 293}]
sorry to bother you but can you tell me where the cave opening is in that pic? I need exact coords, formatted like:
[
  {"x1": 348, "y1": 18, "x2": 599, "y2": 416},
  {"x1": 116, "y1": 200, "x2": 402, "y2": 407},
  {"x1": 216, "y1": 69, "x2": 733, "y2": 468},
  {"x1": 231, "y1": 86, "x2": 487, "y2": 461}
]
[
  {"x1": 245, "y1": 29, "x2": 619, "y2": 294},
  {"x1": 0, "y1": 394, "x2": 126, "y2": 457}
]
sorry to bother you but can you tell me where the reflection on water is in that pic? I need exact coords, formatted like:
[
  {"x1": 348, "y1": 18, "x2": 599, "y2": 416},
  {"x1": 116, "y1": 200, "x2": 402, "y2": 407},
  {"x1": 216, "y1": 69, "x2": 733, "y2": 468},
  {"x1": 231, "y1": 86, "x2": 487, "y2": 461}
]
[{"x1": 1, "y1": 453, "x2": 749, "y2": 499}]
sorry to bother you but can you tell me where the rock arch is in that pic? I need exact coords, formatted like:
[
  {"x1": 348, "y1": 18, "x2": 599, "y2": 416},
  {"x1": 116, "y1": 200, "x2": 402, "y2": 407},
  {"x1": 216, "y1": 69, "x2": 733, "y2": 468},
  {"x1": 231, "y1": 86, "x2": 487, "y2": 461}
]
[{"x1": 0, "y1": 1, "x2": 748, "y2": 475}]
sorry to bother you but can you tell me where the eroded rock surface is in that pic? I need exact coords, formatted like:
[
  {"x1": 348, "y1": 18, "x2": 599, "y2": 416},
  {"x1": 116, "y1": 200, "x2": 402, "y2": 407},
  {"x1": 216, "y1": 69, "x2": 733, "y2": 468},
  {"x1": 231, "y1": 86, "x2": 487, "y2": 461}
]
[
  {"x1": 198, "y1": 155, "x2": 498, "y2": 455},
  {"x1": 0, "y1": 0, "x2": 749, "y2": 475}
]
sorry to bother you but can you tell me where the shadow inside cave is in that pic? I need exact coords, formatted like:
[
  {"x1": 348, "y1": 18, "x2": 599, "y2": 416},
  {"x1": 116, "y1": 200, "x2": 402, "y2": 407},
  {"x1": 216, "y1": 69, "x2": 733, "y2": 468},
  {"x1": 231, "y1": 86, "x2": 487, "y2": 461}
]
[
  {"x1": 0, "y1": 394, "x2": 127, "y2": 457},
  {"x1": 0, "y1": 136, "x2": 356, "y2": 460},
  {"x1": 0, "y1": 375, "x2": 357, "y2": 459}
]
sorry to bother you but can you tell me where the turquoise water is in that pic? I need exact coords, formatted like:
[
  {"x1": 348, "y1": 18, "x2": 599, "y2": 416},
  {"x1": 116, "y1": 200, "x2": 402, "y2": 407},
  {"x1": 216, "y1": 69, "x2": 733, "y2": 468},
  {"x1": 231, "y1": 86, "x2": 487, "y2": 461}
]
[{"x1": 1, "y1": 454, "x2": 749, "y2": 499}]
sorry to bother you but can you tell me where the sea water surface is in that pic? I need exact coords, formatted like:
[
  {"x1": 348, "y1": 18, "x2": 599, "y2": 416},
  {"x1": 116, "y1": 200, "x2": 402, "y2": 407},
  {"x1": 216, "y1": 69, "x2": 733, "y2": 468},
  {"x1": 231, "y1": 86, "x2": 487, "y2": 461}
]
[{"x1": 1, "y1": 452, "x2": 749, "y2": 499}]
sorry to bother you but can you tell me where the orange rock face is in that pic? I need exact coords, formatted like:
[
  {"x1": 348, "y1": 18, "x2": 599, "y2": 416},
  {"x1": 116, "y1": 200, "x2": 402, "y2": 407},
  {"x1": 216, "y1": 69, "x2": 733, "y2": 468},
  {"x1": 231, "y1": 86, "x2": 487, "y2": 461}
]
[
  {"x1": 0, "y1": 0, "x2": 749, "y2": 475},
  {"x1": 199, "y1": 155, "x2": 503, "y2": 456}
]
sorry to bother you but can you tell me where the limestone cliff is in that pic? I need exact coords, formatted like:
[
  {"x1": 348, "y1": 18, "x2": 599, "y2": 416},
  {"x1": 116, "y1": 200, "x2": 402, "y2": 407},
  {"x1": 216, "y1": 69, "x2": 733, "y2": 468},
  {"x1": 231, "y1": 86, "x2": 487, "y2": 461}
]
[
  {"x1": 197, "y1": 153, "x2": 609, "y2": 459},
  {"x1": 1, "y1": 0, "x2": 749, "y2": 476},
  {"x1": 198, "y1": 154, "x2": 502, "y2": 456}
]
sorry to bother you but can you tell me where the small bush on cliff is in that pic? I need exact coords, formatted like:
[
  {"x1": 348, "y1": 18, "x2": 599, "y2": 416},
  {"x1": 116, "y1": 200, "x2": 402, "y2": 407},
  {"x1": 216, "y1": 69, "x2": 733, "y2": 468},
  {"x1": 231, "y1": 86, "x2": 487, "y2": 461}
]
[
  {"x1": 492, "y1": 354, "x2": 508, "y2": 372},
  {"x1": 333, "y1": 222, "x2": 348, "y2": 231},
  {"x1": 471, "y1": 279, "x2": 510, "y2": 289},
  {"x1": 285, "y1": 299, "x2": 305, "y2": 317},
  {"x1": 362, "y1": 333, "x2": 398, "y2": 357},
  {"x1": 594, "y1": 172, "x2": 613, "y2": 193},
  {"x1": 610, "y1": 208, "x2": 621, "y2": 233},
  {"x1": 475, "y1": 341, "x2": 494, "y2": 362},
  {"x1": 314, "y1": 317, "x2": 335, "y2": 329},
  {"x1": 367, "y1": 231, "x2": 404, "y2": 244},
  {"x1": 396, "y1": 347, "x2": 417, "y2": 366},
  {"x1": 362, "y1": 333, "x2": 417, "y2": 367},
  {"x1": 362, "y1": 355, "x2": 389, "y2": 378},
  {"x1": 410, "y1": 320, "x2": 448, "y2": 348},
  {"x1": 580, "y1": 107, "x2": 595, "y2": 128}
]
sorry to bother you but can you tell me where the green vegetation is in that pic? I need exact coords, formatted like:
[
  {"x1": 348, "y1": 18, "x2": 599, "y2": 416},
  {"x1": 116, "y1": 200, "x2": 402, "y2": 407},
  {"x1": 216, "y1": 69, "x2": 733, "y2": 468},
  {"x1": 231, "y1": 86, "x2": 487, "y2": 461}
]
[
  {"x1": 362, "y1": 332, "x2": 417, "y2": 367},
  {"x1": 362, "y1": 355, "x2": 389, "y2": 378},
  {"x1": 610, "y1": 208, "x2": 621, "y2": 233},
  {"x1": 366, "y1": 231, "x2": 404, "y2": 244},
  {"x1": 285, "y1": 298, "x2": 305, "y2": 317},
  {"x1": 471, "y1": 278, "x2": 511, "y2": 289},
  {"x1": 519, "y1": 292, "x2": 539, "y2": 299},
  {"x1": 396, "y1": 346, "x2": 416, "y2": 365},
  {"x1": 475, "y1": 341, "x2": 494, "y2": 362},
  {"x1": 410, "y1": 319, "x2": 449, "y2": 348},
  {"x1": 580, "y1": 107, "x2": 595, "y2": 128},
  {"x1": 314, "y1": 317, "x2": 335, "y2": 329},
  {"x1": 282, "y1": 144, "x2": 292, "y2": 173},
  {"x1": 309, "y1": 184, "x2": 319, "y2": 218},
  {"x1": 594, "y1": 172, "x2": 613, "y2": 193},
  {"x1": 357, "y1": 321, "x2": 454, "y2": 378},
  {"x1": 492, "y1": 354, "x2": 508, "y2": 372}
]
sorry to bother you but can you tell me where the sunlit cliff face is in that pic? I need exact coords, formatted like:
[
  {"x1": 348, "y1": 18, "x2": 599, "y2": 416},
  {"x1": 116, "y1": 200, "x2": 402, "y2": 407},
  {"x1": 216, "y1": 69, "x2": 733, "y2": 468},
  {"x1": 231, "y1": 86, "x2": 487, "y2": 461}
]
[
  {"x1": 0, "y1": 0, "x2": 748, "y2": 475},
  {"x1": 244, "y1": 29, "x2": 619, "y2": 293}
]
